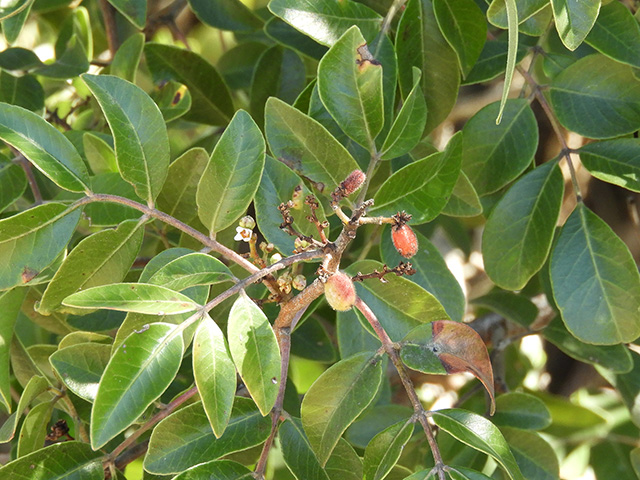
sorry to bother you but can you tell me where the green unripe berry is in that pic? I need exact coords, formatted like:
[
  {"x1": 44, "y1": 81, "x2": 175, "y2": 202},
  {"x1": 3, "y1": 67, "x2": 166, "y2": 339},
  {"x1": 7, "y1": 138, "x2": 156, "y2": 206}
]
[{"x1": 324, "y1": 271, "x2": 357, "y2": 311}]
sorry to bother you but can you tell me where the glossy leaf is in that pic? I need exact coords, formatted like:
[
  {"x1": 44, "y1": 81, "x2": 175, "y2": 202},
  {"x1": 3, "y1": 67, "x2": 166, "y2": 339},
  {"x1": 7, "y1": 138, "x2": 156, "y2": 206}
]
[
  {"x1": 345, "y1": 260, "x2": 449, "y2": 341},
  {"x1": 318, "y1": 25, "x2": 383, "y2": 149},
  {"x1": 63, "y1": 283, "x2": 201, "y2": 315},
  {"x1": 461, "y1": 99, "x2": 538, "y2": 195},
  {"x1": 584, "y1": 1, "x2": 640, "y2": 68},
  {"x1": 551, "y1": 0, "x2": 600, "y2": 50},
  {"x1": 264, "y1": 97, "x2": 359, "y2": 193},
  {"x1": 280, "y1": 417, "x2": 331, "y2": 480},
  {"x1": 380, "y1": 228, "x2": 465, "y2": 322},
  {"x1": 549, "y1": 54, "x2": 640, "y2": 139},
  {"x1": 49, "y1": 342, "x2": 111, "y2": 402},
  {"x1": 197, "y1": 110, "x2": 264, "y2": 234},
  {"x1": 401, "y1": 321, "x2": 495, "y2": 414},
  {"x1": 483, "y1": 161, "x2": 564, "y2": 290},
  {"x1": 110, "y1": 32, "x2": 144, "y2": 82},
  {"x1": 0, "y1": 288, "x2": 24, "y2": 411},
  {"x1": 145, "y1": 43, "x2": 234, "y2": 125},
  {"x1": 227, "y1": 292, "x2": 280, "y2": 415},
  {"x1": 17, "y1": 400, "x2": 53, "y2": 457},
  {"x1": 0, "y1": 71, "x2": 44, "y2": 112},
  {"x1": 380, "y1": 67, "x2": 427, "y2": 160},
  {"x1": 487, "y1": 0, "x2": 548, "y2": 29},
  {"x1": 301, "y1": 351, "x2": 384, "y2": 466},
  {"x1": 107, "y1": 0, "x2": 146, "y2": 28},
  {"x1": 496, "y1": 0, "x2": 518, "y2": 124},
  {"x1": 91, "y1": 322, "x2": 183, "y2": 448},
  {"x1": 0, "y1": 441, "x2": 103, "y2": 479},
  {"x1": 500, "y1": 427, "x2": 560, "y2": 480},
  {"x1": 268, "y1": 0, "x2": 382, "y2": 46},
  {"x1": 0, "y1": 158, "x2": 26, "y2": 212},
  {"x1": 193, "y1": 314, "x2": 236, "y2": 437},
  {"x1": 39, "y1": 219, "x2": 144, "y2": 314},
  {"x1": 446, "y1": 468, "x2": 493, "y2": 480},
  {"x1": 188, "y1": 0, "x2": 262, "y2": 31},
  {"x1": 171, "y1": 460, "x2": 253, "y2": 480},
  {"x1": 148, "y1": 252, "x2": 233, "y2": 291},
  {"x1": 0, "y1": 375, "x2": 48, "y2": 442},
  {"x1": 431, "y1": 409, "x2": 525, "y2": 480},
  {"x1": 0, "y1": 103, "x2": 89, "y2": 192},
  {"x1": 0, "y1": 203, "x2": 81, "y2": 291},
  {"x1": 433, "y1": 0, "x2": 486, "y2": 77},
  {"x1": 492, "y1": 392, "x2": 551, "y2": 430},
  {"x1": 264, "y1": 16, "x2": 328, "y2": 60},
  {"x1": 144, "y1": 398, "x2": 270, "y2": 474},
  {"x1": 442, "y1": 171, "x2": 482, "y2": 217},
  {"x1": 83, "y1": 74, "x2": 170, "y2": 205},
  {"x1": 550, "y1": 204, "x2": 640, "y2": 344},
  {"x1": 371, "y1": 132, "x2": 462, "y2": 223},
  {"x1": 363, "y1": 419, "x2": 414, "y2": 480},
  {"x1": 543, "y1": 316, "x2": 633, "y2": 373},
  {"x1": 396, "y1": 0, "x2": 460, "y2": 134},
  {"x1": 579, "y1": 138, "x2": 640, "y2": 193}
]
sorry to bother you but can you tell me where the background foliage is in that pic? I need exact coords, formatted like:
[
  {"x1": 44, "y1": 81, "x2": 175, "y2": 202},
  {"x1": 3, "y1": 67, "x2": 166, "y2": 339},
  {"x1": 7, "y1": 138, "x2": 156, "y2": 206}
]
[{"x1": 0, "y1": 0, "x2": 639, "y2": 479}]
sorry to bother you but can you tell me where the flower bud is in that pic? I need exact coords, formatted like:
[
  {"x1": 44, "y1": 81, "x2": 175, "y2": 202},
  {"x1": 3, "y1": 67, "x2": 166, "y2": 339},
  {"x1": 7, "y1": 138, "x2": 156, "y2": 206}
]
[
  {"x1": 239, "y1": 215, "x2": 256, "y2": 229},
  {"x1": 269, "y1": 253, "x2": 283, "y2": 265},
  {"x1": 294, "y1": 237, "x2": 310, "y2": 251},
  {"x1": 277, "y1": 273, "x2": 293, "y2": 294},
  {"x1": 391, "y1": 224, "x2": 419, "y2": 259},
  {"x1": 341, "y1": 170, "x2": 366, "y2": 196},
  {"x1": 292, "y1": 274, "x2": 307, "y2": 291},
  {"x1": 324, "y1": 271, "x2": 357, "y2": 311}
]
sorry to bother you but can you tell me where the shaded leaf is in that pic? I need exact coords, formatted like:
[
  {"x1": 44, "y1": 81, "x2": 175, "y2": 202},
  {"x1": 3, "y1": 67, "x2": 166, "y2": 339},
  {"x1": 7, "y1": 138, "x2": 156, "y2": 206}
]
[
  {"x1": 264, "y1": 16, "x2": 328, "y2": 60},
  {"x1": 471, "y1": 291, "x2": 538, "y2": 328},
  {"x1": 218, "y1": 41, "x2": 268, "y2": 88},
  {"x1": 110, "y1": 32, "x2": 144, "y2": 82},
  {"x1": 49, "y1": 342, "x2": 111, "y2": 402},
  {"x1": 171, "y1": 460, "x2": 253, "y2": 480},
  {"x1": 0, "y1": 375, "x2": 48, "y2": 442},
  {"x1": 151, "y1": 81, "x2": 192, "y2": 123},
  {"x1": 83, "y1": 132, "x2": 116, "y2": 174},
  {"x1": 280, "y1": 417, "x2": 331, "y2": 480},
  {"x1": 0, "y1": 158, "x2": 26, "y2": 212},
  {"x1": 83, "y1": 74, "x2": 170, "y2": 205},
  {"x1": 401, "y1": 321, "x2": 495, "y2": 414},
  {"x1": 0, "y1": 71, "x2": 44, "y2": 112},
  {"x1": 0, "y1": 288, "x2": 25, "y2": 411},
  {"x1": 551, "y1": 0, "x2": 600, "y2": 50},
  {"x1": 579, "y1": 138, "x2": 640, "y2": 193},
  {"x1": 585, "y1": 1, "x2": 640, "y2": 68},
  {"x1": 197, "y1": 110, "x2": 265, "y2": 235},
  {"x1": 463, "y1": 39, "x2": 528, "y2": 86},
  {"x1": 85, "y1": 173, "x2": 141, "y2": 226},
  {"x1": 188, "y1": 0, "x2": 262, "y2": 31},
  {"x1": 33, "y1": 35, "x2": 89, "y2": 79},
  {"x1": 363, "y1": 419, "x2": 414, "y2": 480},
  {"x1": 500, "y1": 427, "x2": 560, "y2": 480},
  {"x1": 325, "y1": 438, "x2": 364, "y2": 480},
  {"x1": 301, "y1": 351, "x2": 383, "y2": 466},
  {"x1": 493, "y1": 392, "x2": 551, "y2": 430},
  {"x1": 91, "y1": 322, "x2": 183, "y2": 448},
  {"x1": 2, "y1": 0, "x2": 33, "y2": 44},
  {"x1": 550, "y1": 204, "x2": 640, "y2": 344},
  {"x1": 17, "y1": 400, "x2": 53, "y2": 457},
  {"x1": 107, "y1": 0, "x2": 146, "y2": 29},
  {"x1": 442, "y1": 171, "x2": 482, "y2": 217}
]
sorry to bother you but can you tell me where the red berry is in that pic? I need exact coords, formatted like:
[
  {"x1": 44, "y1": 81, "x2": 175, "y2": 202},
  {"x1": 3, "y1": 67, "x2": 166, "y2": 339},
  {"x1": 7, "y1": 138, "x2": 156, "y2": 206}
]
[
  {"x1": 324, "y1": 271, "x2": 357, "y2": 311},
  {"x1": 392, "y1": 224, "x2": 418, "y2": 258},
  {"x1": 341, "y1": 170, "x2": 366, "y2": 196}
]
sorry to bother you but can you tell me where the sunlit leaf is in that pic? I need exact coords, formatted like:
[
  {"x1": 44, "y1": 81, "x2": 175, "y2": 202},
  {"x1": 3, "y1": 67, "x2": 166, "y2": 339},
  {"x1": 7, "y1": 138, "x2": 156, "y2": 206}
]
[
  {"x1": 579, "y1": 138, "x2": 640, "y2": 193},
  {"x1": 551, "y1": 0, "x2": 600, "y2": 50},
  {"x1": 363, "y1": 419, "x2": 414, "y2": 480}
]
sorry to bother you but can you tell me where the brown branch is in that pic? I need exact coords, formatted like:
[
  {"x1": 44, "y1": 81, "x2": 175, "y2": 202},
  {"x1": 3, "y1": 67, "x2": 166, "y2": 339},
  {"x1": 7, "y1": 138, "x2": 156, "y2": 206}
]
[
  {"x1": 99, "y1": 0, "x2": 119, "y2": 57},
  {"x1": 13, "y1": 153, "x2": 42, "y2": 205},
  {"x1": 351, "y1": 262, "x2": 416, "y2": 283}
]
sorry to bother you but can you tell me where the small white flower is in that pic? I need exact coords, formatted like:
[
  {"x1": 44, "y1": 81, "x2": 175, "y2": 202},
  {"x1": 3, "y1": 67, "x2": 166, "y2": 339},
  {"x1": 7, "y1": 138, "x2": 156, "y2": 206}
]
[{"x1": 234, "y1": 226, "x2": 253, "y2": 242}]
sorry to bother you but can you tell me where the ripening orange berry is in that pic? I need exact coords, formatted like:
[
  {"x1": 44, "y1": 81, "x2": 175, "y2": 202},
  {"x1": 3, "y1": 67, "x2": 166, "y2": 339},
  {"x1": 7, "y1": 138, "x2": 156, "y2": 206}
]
[
  {"x1": 324, "y1": 271, "x2": 357, "y2": 311},
  {"x1": 391, "y1": 224, "x2": 418, "y2": 258}
]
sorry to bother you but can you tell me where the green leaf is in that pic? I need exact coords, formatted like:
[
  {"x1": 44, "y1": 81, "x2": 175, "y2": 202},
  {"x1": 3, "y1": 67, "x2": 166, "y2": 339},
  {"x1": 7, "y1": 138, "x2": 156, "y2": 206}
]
[
  {"x1": 445, "y1": 467, "x2": 493, "y2": 480},
  {"x1": 0, "y1": 441, "x2": 103, "y2": 479},
  {"x1": 91, "y1": 322, "x2": 183, "y2": 448},
  {"x1": 148, "y1": 252, "x2": 233, "y2": 291},
  {"x1": 83, "y1": 132, "x2": 117, "y2": 174},
  {"x1": 371, "y1": 132, "x2": 462, "y2": 223},
  {"x1": 543, "y1": 316, "x2": 633, "y2": 373},
  {"x1": 550, "y1": 204, "x2": 640, "y2": 345},
  {"x1": 0, "y1": 375, "x2": 48, "y2": 442},
  {"x1": 584, "y1": 1, "x2": 640, "y2": 68},
  {"x1": 380, "y1": 67, "x2": 427, "y2": 160},
  {"x1": 579, "y1": 138, "x2": 640, "y2": 192},
  {"x1": 85, "y1": 173, "x2": 141, "y2": 226},
  {"x1": 156, "y1": 147, "x2": 208, "y2": 224},
  {"x1": 301, "y1": 351, "x2": 383, "y2": 466},
  {"x1": 0, "y1": 103, "x2": 89, "y2": 192},
  {"x1": 442, "y1": 171, "x2": 482, "y2": 217},
  {"x1": 2, "y1": 0, "x2": 33, "y2": 44},
  {"x1": 380, "y1": 227, "x2": 465, "y2": 322},
  {"x1": 250, "y1": 46, "x2": 306, "y2": 129},
  {"x1": 0, "y1": 157, "x2": 26, "y2": 212},
  {"x1": 461, "y1": 99, "x2": 538, "y2": 195},
  {"x1": 63, "y1": 283, "x2": 201, "y2": 315},
  {"x1": 551, "y1": 0, "x2": 600, "y2": 50},
  {"x1": 34, "y1": 35, "x2": 89, "y2": 79},
  {"x1": 496, "y1": 0, "x2": 518, "y2": 124},
  {"x1": 264, "y1": 16, "x2": 328, "y2": 60},
  {"x1": 171, "y1": 460, "x2": 253, "y2": 480},
  {"x1": 492, "y1": 393, "x2": 551, "y2": 430},
  {"x1": 0, "y1": 71, "x2": 44, "y2": 111},
  {"x1": 17, "y1": 400, "x2": 53, "y2": 457},
  {"x1": 0, "y1": 47, "x2": 42, "y2": 70},
  {"x1": 39, "y1": 219, "x2": 144, "y2": 314},
  {"x1": 549, "y1": 54, "x2": 640, "y2": 139},
  {"x1": 255, "y1": 155, "x2": 328, "y2": 254},
  {"x1": 615, "y1": 351, "x2": 640, "y2": 428},
  {"x1": 337, "y1": 309, "x2": 381, "y2": 359},
  {"x1": 318, "y1": 25, "x2": 383, "y2": 150},
  {"x1": 49, "y1": 342, "x2": 110, "y2": 402},
  {"x1": 196, "y1": 110, "x2": 265, "y2": 235},
  {"x1": 345, "y1": 259, "x2": 450, "y2": 341},
  {"x1": 397, "y1": 0, "x2": 460, "y2": 134},
  {"x1": 145, "y1": 43, "x2": 234, "y2": 125},
  {"x1": 325, "y1": 438, "x2": 364, "y2": 480},
  {"x1": 110, "y1": 32, "x2": 144, "y2": 82},
  {"x1": 188, "y1": 0, "x2": 261, "y2": 31},
  {"x1": 471, "y1": 291, "x2": 538, "y2": 327},
  {"x1": 487, "y1": 0, "x2": 548, "y2": 29},
  {"x1": 193, "y1": 314, "x2": 236, "y2": 438},
  {"x1": 218, "y1": 41, "x2": 268, "y2": 89},
  {"x1": 363, "y1": 419, "x2": 414, "y2": 480},
  {"x1": 264, "y1": 97, "x2": 360, "y2": 193},
  {"x1": 0, "y1": 203, "x2": 82, "y2": 291},
  {"x1": 144, "y1": 398, "x2": 270, "y2": 474},
  {"x1": 83, "y1": 74, "x2": 170, "y2": 205},
  {"x1": 431, "y1": 409, "x2": 525, "y2": 480},
  {"x1": 107, "y1": 0, "x2": 146, "y2": 28},
  {"x1": 433, "y1": 0, "x2": 486, "y2": 77},
  {"x1": 0, "y1": 288, "x2": 24, "y2": 412},
  {"x1": 280, "y1": 417, "x2": 331, "y2": 480},
  {"x1": 151, "y1": 80, "x2": 192, "y2": 123},
  {"x1": 268, "y1": 0, "x2": 382, "y2": 46},
  {"x1": 227, "y1": 292, "x2": 280, "y2": 415},
  {"x1": 291, "y1": 317, "x2": 338, "y2": 363},
  {"x1": 463, "y1": 39, "x2": 528, "y2": 86},
  {"x1": 500, "y1": 427, "x2": 559, "y2": 480},
  {"x1": 483, "y1": 161, "x2": 564, "y2": 290}
]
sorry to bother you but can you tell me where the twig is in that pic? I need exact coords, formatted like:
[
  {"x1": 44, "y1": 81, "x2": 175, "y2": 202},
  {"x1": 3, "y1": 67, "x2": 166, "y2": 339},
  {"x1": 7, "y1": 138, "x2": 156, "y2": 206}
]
[
  {"x1": 351, "y1": 262, "x2": 416, "y2": 283},
  {"x1": 13, "y1": 153, "x2": 42, "y2": 205},
  {"x1": 98, "y1": 0, "x2": 119, "y2": 57}
]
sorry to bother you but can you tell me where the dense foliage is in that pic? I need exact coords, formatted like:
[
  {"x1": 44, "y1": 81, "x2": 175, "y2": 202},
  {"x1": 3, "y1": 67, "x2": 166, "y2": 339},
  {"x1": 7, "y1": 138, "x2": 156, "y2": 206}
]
[{"x1": 0, "y1": 0, "x2": 639, "y2": 479}]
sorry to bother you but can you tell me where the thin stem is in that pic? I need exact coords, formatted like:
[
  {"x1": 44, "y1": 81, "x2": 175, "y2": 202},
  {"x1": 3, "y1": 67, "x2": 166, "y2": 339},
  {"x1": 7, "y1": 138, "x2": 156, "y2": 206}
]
[
  {"x1": 58, "y1": 390, "x2": 89, "y2": 443},
  {"x1": 380, "y1": 0, "x2": 407, "y2": 41},
  {"x1": 356, "y1": 150, "x2": 382, "y2": 208},
  {"x1": 13, "y1": 154, "x2": 42, "y2": 205},
  {"x1": 99, "y1": 0, "x2": 119, "y2": 56},
  {"x1": 354, "y1": 298, "x2": 446, "y2": 480}
]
